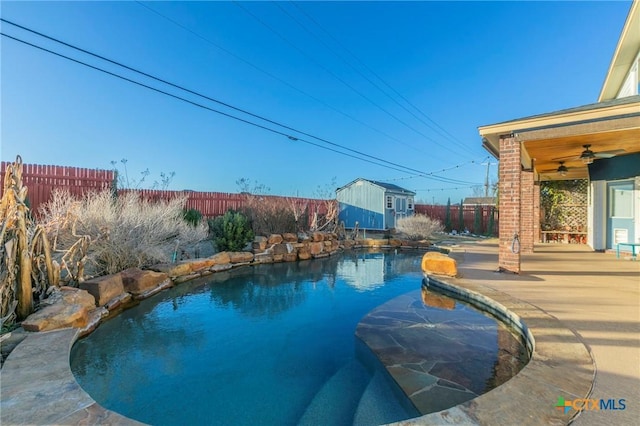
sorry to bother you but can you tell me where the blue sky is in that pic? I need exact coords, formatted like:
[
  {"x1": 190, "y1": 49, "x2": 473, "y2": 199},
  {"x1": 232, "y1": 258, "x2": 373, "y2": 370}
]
[{"x1": 0, "y1": 1, "x2": 632, "y2": 203}]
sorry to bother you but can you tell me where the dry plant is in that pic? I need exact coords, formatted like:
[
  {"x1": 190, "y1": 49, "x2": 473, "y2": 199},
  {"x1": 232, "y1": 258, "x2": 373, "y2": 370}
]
[
  {"x1": 241, "y1": 195, "x2": 299, "y2": 235},
  {"x1": 310, "y1": 199, "x2": 338, "y2": 232},
  {"x1": 310, "y1": 178, "x2": 338, "y2": 232},
  {"x1": 396, "y1": 214, "x2": 444, "y2": 241},
  {"x1": 287, "y1": 197, "x2": 309, "y2": 230},
  {"x1": 40, "y1": 189, "x2": 207, "y2": 278},
  {"x1": 1, "y1": 156, "x2": 57, "y2": 326}
]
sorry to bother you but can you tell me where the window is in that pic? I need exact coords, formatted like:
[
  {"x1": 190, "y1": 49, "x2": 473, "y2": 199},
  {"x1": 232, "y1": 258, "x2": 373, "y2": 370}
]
[
  {"x1": 610, "y1": 188, "x2": 632, "y2": 218},
  {"x1": 408, "y1": 197, "x2": 414, "y2": 210},
  {"x1": 386, "y1": 195, "x2": 393, "y2": 209}
]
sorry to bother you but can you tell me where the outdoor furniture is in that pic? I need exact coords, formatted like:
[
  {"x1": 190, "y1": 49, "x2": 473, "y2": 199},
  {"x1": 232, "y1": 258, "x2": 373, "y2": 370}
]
[
  {"x1": 541, "y1": 230, "x2": 587, "y2": 244},
  {"x1": 616, "y1": 242, "x2": 639, "y2": 260}
]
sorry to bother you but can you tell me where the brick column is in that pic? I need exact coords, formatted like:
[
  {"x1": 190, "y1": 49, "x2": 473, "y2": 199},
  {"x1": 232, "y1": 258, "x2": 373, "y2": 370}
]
[
  {"x1": 520, "y1": 170, "x2": 534, "y2": 254},
  {"x1": 498, "y1": 135, "x2": 521, "y2": 273}
]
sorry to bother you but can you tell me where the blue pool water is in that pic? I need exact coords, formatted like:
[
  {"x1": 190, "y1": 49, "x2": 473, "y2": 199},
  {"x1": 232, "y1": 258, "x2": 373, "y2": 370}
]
[{"x1": 70, "y1": 251, "x2": 523, "y2": 425}]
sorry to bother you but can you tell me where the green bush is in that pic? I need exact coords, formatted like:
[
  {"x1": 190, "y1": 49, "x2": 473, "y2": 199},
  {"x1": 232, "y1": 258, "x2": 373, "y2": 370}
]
[
  {"x1": 183, "y1": 208, "x2": 202, "y2": 227},
  {"x1": 473, "y1": 205, "x2": 482, "y2": 234},
  {"x1": 487, "y1": 206, "x2": 495, "y2": 236},
  {"x1": 208, "y1": 210, "x2": 254, "y2": 252},
  {"x1": 444, "y1": 198, "x2": 452, "y2": 232}
]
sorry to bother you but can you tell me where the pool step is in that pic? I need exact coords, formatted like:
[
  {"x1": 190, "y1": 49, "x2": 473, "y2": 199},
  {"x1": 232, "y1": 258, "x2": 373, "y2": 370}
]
[
  {"x1": 297, "y1": 360, "x2": 370, "y2": 426},
  {"x1": 353, "y1": 369, "x2": 418, "y2": 426}
]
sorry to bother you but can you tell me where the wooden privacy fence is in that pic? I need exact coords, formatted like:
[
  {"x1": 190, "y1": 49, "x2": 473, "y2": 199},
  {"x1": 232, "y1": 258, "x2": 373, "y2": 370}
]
[
  {"x1": 0, "y1": 161, "x2": 329, "y2": 221},
  {"x1": 415, "y1": 204, "x2": 498, "y2": 236},
  {"x1": 0, "y1": 162, "x2": 114, "y2": 216},
  {"x1": 119, "y1": 189, "x2": 329, "y2": 219},
  {"x1": 1, "y1": 161, "x2": 493, "y2": 234}
]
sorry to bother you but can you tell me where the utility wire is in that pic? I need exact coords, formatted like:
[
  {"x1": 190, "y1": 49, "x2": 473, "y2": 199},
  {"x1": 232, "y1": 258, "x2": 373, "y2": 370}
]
[
  {"x1": 0, "y1": 17, "x2": 424, "y2": 177},
  {"x1": 2, "y1": 29, "x2": 475, "y2": 185},
  {"x1": 2, "y1": 17, "x2": 476, "y2": 185},
  {"x1": 291, "y1": 1, "x2": 471, "y2": 151},
  {"x1": 0, "y1": 32, "x2": 412, "y2": 176},
  {"x1": 234, "y1": 1, "x2": 465, "y2": 158},
  {"x1": 133, "y1": 1, "x2": 425, "y2": 154},
  {"x1": 280, "y1": 1, "x2": 471, "y2": 155},
  {"x1": 415, "y1": 186, "x2": 476, "y2": 192},
  {"x1": 382, "y1": 157, "x2": 489, "y2": 182}
]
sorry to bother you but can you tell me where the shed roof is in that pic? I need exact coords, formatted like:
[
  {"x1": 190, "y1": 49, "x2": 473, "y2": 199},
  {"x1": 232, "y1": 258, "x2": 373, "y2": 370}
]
[{"x1": 337, "y1": 178, "x2": 416, "y2": 195}]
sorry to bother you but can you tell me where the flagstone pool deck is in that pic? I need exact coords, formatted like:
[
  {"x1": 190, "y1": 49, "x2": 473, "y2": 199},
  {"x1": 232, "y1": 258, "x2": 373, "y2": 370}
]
[{"x1": 1, "y1": 241, "x2": 638, "y2": 425}]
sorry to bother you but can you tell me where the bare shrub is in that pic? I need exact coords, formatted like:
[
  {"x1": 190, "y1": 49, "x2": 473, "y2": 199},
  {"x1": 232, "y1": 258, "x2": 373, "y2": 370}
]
[
  {"x1": 241, "y1": 195, "x2": 299, "y2": 235},
  {"x1": 39, "y1": 189, "x2": 207, "y2": 279},
  {"x1": 396, "y1": 214, "x2": 444, "y2": 241}
]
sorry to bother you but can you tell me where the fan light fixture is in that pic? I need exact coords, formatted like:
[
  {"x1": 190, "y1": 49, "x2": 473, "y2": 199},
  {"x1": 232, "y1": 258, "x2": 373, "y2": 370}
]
[
  {"x1": 580, "y1": 144, "x2": 595, "y2": 165},
  {"x1": 557, "y1": 161, "x2": 568, "y2": 176}
]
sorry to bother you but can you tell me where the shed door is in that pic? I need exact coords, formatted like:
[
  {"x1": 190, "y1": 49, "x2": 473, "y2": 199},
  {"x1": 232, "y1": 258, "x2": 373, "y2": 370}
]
[{"x1": 606, "y1": 180, "x2": 635, "y2": 249}]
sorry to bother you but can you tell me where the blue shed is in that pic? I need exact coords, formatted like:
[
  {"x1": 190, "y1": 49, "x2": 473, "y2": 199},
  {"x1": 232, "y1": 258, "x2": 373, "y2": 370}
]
[{"x1": 336, "y1": 178, "x2": 416, "y2": 230}]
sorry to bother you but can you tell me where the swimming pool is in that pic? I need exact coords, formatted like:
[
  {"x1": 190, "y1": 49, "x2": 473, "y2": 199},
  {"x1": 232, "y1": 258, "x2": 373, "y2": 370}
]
[{"x1": 71, "y1": 251, "x2": 526, "y2": 425}]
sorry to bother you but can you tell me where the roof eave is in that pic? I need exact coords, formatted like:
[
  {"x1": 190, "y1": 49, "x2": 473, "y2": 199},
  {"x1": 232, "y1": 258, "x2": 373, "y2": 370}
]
[
  {"x1": 478, "y1": 100, "x2": 639, "y2": 139},
  {"x1": 598, "y1": 1, "x2": 640, "y2": 102}
]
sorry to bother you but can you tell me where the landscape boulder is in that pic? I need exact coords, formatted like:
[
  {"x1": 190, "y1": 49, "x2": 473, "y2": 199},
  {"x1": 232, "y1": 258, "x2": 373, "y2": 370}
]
[
  {"x1": 80, "y1": 274, "x2": 125, "y2": 306},
  {"x1": 268, "y1": 234, "x2": 283, "y2": 244},
  {"x1": 121, "y1": 268, "x2": 170, "y2": 295},
  {"x1": 421, "y1": 252, "x2": 458, "y2": 277},
  {"x1": 310, "y1": 242, "x2": 324, "y2": 255},
  {"x1": 272, "y1": 244, "x2": 290, "y2": 256},
  {"x1": 41, "y1": 286, "x2": 95, "y2": 310},
  {"x1": 149, "y1": 261, "x2": 193, "y2": 278},
  {"x1": 253, "y1": 236, "x2": 268, "y2": 251},
  {"x1": 187, "y1": 258, "x2": 218, "y2": 272},
  {"x1": 298, "y1": 248, "x2": 311, "y2": 260},
  {"x1": 228, "y1": 251, "x2": 254, "y2": 263},
  {"x1": 282, "y1": 233, "x2": 298, "y2": 243},
  {"x1": 22, "y1": 303, "x2": 88, "y2": 332}
]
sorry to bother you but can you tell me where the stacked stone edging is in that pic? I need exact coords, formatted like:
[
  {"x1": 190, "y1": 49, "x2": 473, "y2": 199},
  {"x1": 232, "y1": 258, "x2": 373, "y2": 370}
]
[{"x1": 19, "y1": 232, "x2": 435, "y2": 337}]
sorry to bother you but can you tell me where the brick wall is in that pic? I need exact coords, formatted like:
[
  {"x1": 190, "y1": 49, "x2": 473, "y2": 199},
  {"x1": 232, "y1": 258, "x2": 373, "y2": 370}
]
[{"x1": 498, "y1": 135, "x2": 521, "y2": 273}]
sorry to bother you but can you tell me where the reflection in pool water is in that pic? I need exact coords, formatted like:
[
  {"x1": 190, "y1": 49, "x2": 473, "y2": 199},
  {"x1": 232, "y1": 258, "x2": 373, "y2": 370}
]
[{"x1": 71, "y1": 252, "x2": 527, "y2": 425}]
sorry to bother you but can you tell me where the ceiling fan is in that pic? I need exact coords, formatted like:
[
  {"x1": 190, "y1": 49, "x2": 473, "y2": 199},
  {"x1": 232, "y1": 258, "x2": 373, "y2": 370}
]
[
  {"x1": 539, "y1": 161, "x2": 573, "y2": 176},
  {"x1": 553, "y1": 144, "x2": 626, "y2": 164}
]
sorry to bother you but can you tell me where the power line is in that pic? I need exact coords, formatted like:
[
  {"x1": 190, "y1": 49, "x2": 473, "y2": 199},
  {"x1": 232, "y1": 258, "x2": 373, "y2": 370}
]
[
  {"x1": 290, "y1": 1, "x2": 472, "y2": 152},
  {"x1": 233, "y1": 1, "x2": 466, "y2": 158},
  {"x1": 414, "y1": 186, "x2": 477, "y2": 192},
  {"x1": 133, "y1": 1, "x2": 429, "y2": 155},
  {"x1": 1, "y1": 28, "x2": 474, "y2": 185},
  {"x1": 0, "y1": 17, "x2": 422, "y2": 176},
  {"x1": 381, "y1": 157, "x2": 489, "y2": 182},
  {"x1": 282, "y1": 1, "x2": 472, "y2": 155},
  {"x1": 0, "y1": 20, "x2": 416, "y2": 175}
]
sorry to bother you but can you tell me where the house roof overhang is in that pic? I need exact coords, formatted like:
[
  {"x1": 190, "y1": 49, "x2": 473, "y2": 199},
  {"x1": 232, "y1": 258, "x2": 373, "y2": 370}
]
[
  {"x1": 478, "y1": 95, "x2": 640, "y2": 181},
  {"x1": 599, "y1": 1, "x2": 640, "y2": 102}
]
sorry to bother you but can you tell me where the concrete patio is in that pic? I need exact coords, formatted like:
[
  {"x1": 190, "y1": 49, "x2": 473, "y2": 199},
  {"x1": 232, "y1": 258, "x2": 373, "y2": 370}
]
[{"x1": 444, "y1": 240, "x2": 639, "y2": 425}]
